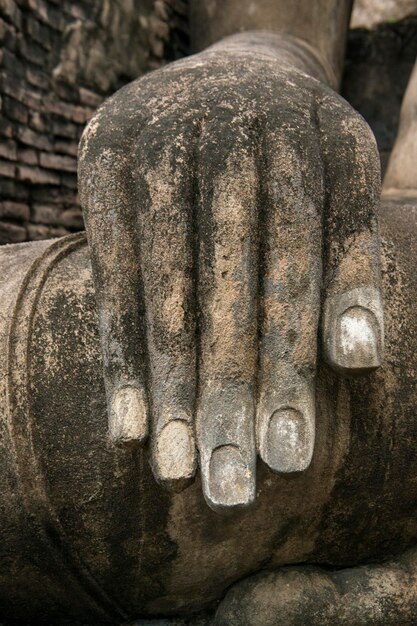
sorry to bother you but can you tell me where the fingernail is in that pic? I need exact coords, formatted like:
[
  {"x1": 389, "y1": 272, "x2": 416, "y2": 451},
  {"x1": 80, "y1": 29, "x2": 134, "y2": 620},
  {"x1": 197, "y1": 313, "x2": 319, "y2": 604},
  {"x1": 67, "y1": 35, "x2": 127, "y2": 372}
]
[
  {"x1": 262, "y1": 407, "x2": 314, "y2": 473},
  {"x1": 206, "y1": 445, "x2": 255, "y2": 511},
  {"x1": 336, "y1": 306, "x2": 381, "y2": 372},
  {"x1": 109, "y1": 385, "x2": 148, "y2": 444},
  {"x1": 154, "y1": 420, "x2": 196, "y2": 491},
  {"x1": 324, "y1": 287, "x2": 384, "y2": 374}
]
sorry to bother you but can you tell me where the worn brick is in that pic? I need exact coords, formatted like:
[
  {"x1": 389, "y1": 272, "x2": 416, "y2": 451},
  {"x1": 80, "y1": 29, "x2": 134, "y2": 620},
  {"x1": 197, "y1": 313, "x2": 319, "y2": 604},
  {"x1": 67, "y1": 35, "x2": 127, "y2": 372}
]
[
  {"x1": 31, "y1": 187, "x2": 72, "y2": 205},
  {"x1": 0, "y1": 48, "x2": 25, "y2": 78},
  {"x1": 0, "y1": 220, "x2": 26, "y2": 243},
  {"x1": 79, "y1": 87, "x2": 103, "y2": 108},
  {"x1": 45, "y1": 99, "x2": 90, "y2": 124},
  {"x1": 0, "y1": 179, "x2": 28, "y2": 200},
  {"x1": 40, "y1": 151, "x2": 77, "y2": 172},
  {"x1": 27, "y1": 223, "x2": 67, "y2": 241},
  {"x1": 0, "y1": 159, "x2": 15, "y2": 178},
  {"x1": 27, "y1": 0, "x2": 66, "y2": 31},
  {"x1": 26, "y1": 222, "x2": 48, "y2": 240},
  {"x1": 0, "y1": 118, "x2": 13, "y2": 138},
  {"x1": 32, "y1": 203, "x2": 60, "y2": 224},
  {"x1": 0, "y1": 17, "x2": 7, "y2": 39},
  {"x1": 17, "y1": 147, "x2": 38, "y2": 165},
  {"x1": 53, "y1": 140, "x2": 78, "y2": 157},
  {"x1": 0, "y1": 73, "x2": 43, "y2": 110},
  {"x1": 0, "y1": 200, "x2": 29, "y2": 220},
  {"x1": 25, "y1": 14, "x2": 54, "y2": 50},
  {"x1": 0, "y1": 139, "x2": 17, "y2": 160},
  {"x1": 17, "y1": 164, "x2": 60, "y2": 185},
  {"x1": 51, "y1": 119, "x2": 79, "y2": 139},
  {"x1": 0, "y1": 0, "x2": 23, "y2": 29},
  {"x1": 2, "y1": 95, "x2": 28, "y2": 124},
  {"x1": 0, "y1": 16, "x2": 16, "y2": 49},
  {"x1": 26, "y1": 66, "x2": 50, "y2": 90},
  {"x1": 52, "y1": 80, "x2": 79, "y2": 104},
  {"x1": 18, "y1": 35, "x2": 47, "y2": 67},
  {"x1": 16, "y1": 125, "x2": 52, "y2": 151},
  {"x1": 59, "y1": 207, "x2": 83, "y2": 229},
  {"x1": 29, "y1": 110, "x2": 48, "y2": 132}
]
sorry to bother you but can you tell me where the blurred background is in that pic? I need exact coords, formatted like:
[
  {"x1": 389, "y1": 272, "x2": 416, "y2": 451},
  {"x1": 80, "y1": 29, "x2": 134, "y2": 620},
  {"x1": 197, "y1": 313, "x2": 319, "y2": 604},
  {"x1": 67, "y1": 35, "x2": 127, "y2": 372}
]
[{"x1": 0, "y1": 0, "x2": 416, "y2": 244}]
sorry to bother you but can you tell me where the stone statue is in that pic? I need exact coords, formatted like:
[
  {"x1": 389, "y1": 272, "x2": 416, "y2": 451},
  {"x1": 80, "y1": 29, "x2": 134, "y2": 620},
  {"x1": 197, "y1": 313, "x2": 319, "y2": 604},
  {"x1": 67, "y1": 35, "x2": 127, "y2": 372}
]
[
  {"x1": 0, "y1": 0, "x2": 416, "y2": 624},
  {"x1": 79, "y1": 0, "x2": 384, "y2": 513}
]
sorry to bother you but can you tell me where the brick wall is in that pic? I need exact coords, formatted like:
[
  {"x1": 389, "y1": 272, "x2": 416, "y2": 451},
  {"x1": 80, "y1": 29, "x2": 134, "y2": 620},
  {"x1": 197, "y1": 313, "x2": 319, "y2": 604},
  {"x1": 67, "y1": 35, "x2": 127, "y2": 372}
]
[
  {"x1": 0, "y1": 2, "x2": 416, "y2": 245},
  {"x1": 0, "y1": 0, "x2": 187, "y2": 243}
]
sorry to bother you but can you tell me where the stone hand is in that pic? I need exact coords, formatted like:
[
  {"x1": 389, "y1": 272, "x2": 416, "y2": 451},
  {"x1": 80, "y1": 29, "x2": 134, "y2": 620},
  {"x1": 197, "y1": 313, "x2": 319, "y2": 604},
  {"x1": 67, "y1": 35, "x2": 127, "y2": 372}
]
[{"x1": 79, "y1": 32, "x2": 383, "y2": 512}]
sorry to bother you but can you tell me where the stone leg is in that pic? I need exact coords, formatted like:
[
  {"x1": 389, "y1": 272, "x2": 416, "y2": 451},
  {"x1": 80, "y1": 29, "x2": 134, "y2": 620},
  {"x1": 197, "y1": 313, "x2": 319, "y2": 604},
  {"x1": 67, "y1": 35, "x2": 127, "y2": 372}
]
[{"x1": 213, "y1": 546, "x2": 417, "y2": 625}]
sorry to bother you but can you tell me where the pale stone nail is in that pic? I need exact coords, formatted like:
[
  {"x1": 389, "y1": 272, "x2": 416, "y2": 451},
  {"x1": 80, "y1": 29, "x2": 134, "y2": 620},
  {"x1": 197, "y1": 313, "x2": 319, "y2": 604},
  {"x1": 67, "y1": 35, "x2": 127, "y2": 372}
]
[
  {"x1": 109, "y1": 385, "x2": 148, "y2": 444},
  {"x1": 323, "y1": 287, "x2": 384, "y2": 375},
  {"x1": 206, "y1": 444, "x2": 255, "y2": 511},
  {"x1": 154, "y1": 420, "x2": 196, "y2": 490},
  {"x1": 263, "y1": 407, "x2": 314, "y2": 473},
  {"x1": 337, "y1": 307, "x2": 380, "y2": 371}
]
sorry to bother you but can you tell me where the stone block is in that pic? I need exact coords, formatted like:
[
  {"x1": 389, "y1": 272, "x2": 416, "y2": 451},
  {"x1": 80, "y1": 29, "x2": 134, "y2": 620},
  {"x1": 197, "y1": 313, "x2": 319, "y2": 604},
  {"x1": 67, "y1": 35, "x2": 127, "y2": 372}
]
[
  {"x1": 0, "y1": 200, "x2": 30, "y2": 220},
  {"x1": 26, "y1": 67, "x2": 50, "y2": 91},
  {"x1": 79, "y1": 87, "x2": 103, "y2": 108},
  {"x1": 32, "y1": 203, "x2": 60, "y2": 225},
  {"x1": 24, "y1": 13, "x2": 53, "y2": 50},
  {"x1": 29, "y1": 111, "x2": 48, "y2": 132},
  {"x1": 51, "y1": 120, "x2": 79, "y2": 139},
  {"x1": 17, "y1": 164, "x2": 60, "y2": 185},
  {"x1": 0, "y1": 118, "x2": 13, "y2": 138},
  {"x1": 45, "y1": 99, "x2": 90, "y2": 124},
  {"x1": 59, "y1": 208, "x2": 83, "y2": 229},
  {"x1": 53, "y1": 140, "x2": 78, "y2": 157},
  {"x1": 0, "y1": 0, "x2": 23, "y2": 29},
  {"x1": 17, "y1": 147, "x2": 38, "y2": 165},
  {"x1": 18, "y1": 35, "x2": 47, "y2": 67},
  {"x1": 27, "y1": 222, "x2": 67, "y2": 240},
  {"x1": 0, "y1": 159, "x2": 15, "y2": 178},
  {"x1": 0, "y1": 139, "x2": 17, "y2": 161},
  {"x1": 39, "y1": 152, "x2": 77, "y2": 172},
  {"x1": 0, "y1": 220, "x2": 26, "y2": 243},
  {"x1": 16, "y1": 125, "x2": 52, "y2": 151},
  {"x1": 2, "y1": 95, "x2": 29, "y2": 124},
  {"x1": 0, "y1": 179, "x2": 29, "y2": 200}
]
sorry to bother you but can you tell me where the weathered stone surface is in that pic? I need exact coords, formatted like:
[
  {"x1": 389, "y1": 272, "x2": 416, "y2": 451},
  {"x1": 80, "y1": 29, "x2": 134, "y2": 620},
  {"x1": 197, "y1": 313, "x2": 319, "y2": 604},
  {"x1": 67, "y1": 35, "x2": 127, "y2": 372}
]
[
  {"x1": 0, "y1": 0, "x2": 185, "y2": 243},
  {"x1": 79, "y1": 30, "x2": 383, "y2": 512},
  {"x1": 0, "y1": 196, "x2": 414, "y2": 622},
  {"x1": 214, "y1": 543, "x2": 417, "y2": 625},
  {"x1": 0, "y1": 0, "x2": 415, "y2": 246},
  {"x1": 0, "y1": 200, "x2": 30, "y2": 221},
  {"x1": 351, "y1": 0, "x2": 417, "y2": 29}
]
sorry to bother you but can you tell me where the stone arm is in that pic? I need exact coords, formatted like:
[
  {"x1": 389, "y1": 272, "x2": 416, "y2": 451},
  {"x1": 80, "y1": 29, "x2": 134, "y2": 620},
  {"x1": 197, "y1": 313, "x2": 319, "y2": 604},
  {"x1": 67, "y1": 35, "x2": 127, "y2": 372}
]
[
  {"x1": 79, "y1": 0, "x2": 384, "y2": 512},
  {"x1": 190, "y1": 0, "x2": 353, "y2": 89}
]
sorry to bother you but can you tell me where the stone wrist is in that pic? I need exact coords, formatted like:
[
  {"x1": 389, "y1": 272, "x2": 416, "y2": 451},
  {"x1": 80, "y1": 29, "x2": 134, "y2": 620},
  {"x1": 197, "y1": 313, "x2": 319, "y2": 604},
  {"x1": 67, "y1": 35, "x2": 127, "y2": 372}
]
[{"x1": 207, "y1": 31, "x2": 338, "y2": 90}]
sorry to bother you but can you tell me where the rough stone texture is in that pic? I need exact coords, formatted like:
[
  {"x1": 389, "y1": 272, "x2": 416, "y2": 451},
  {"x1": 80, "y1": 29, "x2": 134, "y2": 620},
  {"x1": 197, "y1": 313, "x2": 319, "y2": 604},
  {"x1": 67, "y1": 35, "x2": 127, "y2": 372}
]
[
  {"x1": 0, "y1": 0, "x2": 187, "y2": 243},
  {"x1": 214, "y1": 541, "x2": 417, "y2": 625},
  {"x1": 0, "y1": 198, "x2": 415, "y2": 623},
  {"x1": 0, "y1": 1, "x2": 416, "y2": 244},
  {"x1": 78, "y1": 30, "x2": 383, "y2": 512},
  {"x1": 351, "y1": 0, "x2": 417, "y2": 29}
]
